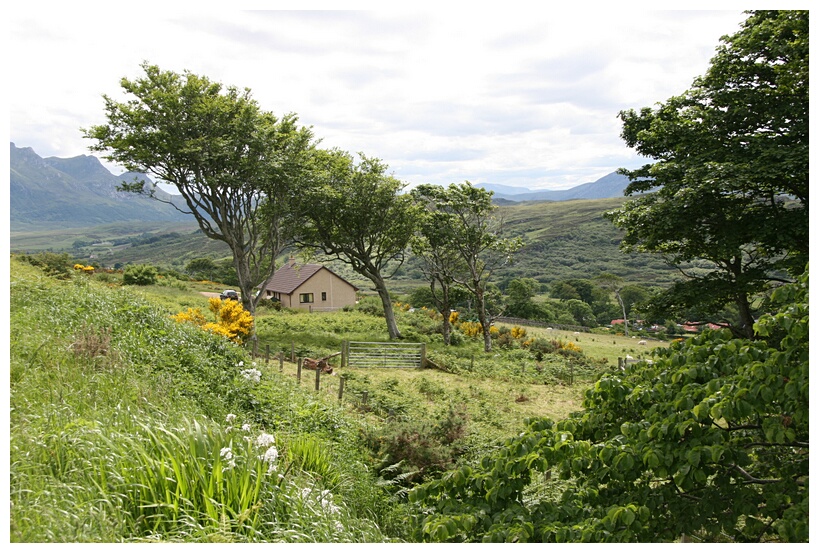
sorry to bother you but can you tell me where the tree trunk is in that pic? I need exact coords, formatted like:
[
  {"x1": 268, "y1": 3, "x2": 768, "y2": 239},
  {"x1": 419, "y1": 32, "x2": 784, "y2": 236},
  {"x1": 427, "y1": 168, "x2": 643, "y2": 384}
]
[
  {"x1": 474, "y1": 288, "x2": 492, "y2": 352},
  {"x1": 616, "y1": 291, "x2": 629, "y2": 337},
  {"x1": 371, "y1": 273, "x2": 402, "y2": 339},
  {"x1": 441, "y1": 308, "x2": 452, "y2": 345},
  {"x1": 432, "y1": 281, "x2": 453, "y2": 346},
  {"x1": 735, "y1": 293, "x2": 756, "y2": 339}
]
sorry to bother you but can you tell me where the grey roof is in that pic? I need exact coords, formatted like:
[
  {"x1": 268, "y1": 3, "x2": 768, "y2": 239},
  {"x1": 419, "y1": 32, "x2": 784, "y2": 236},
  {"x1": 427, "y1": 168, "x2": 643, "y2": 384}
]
[{"x1": 261, "y1": 261, "x2": 358, "y2": 294}]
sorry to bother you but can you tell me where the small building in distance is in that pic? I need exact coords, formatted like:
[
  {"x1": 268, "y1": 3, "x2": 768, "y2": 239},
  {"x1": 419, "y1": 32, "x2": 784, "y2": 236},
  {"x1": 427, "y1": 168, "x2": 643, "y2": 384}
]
[{"x1": 259, "y1": 259, "x2": 358, "y2": 311}]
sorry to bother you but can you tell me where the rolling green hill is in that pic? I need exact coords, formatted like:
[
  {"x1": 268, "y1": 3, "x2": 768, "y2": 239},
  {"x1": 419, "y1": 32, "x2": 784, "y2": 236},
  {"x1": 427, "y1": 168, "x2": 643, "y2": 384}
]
[
  {"x1": 10, "y1": 196, "x2": 680, "y2": 294},
  {"x1": 10, "y1": 142, "x2": 680, "y2": 291}
]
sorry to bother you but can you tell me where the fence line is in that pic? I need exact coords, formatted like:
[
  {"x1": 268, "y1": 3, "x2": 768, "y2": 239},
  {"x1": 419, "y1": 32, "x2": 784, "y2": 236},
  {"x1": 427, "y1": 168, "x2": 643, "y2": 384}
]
[
  {"x1": 494, "y1": 317, "x2": 591, "y2": 333},
  {"x1": 342, "y1": 341, "x2": 426, "y2": 369}
]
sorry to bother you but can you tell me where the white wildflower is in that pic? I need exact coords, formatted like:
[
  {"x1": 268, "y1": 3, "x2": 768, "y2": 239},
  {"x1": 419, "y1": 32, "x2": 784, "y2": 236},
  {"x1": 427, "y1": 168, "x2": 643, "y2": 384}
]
[
  {"x1": 241, "y1": 368, "x2": 261, "y2": 383},
  {"x1": 220, "y1": 446, "x2": 236, "y2": 470},
  {"x1": 241, "y1": 423, "x2": 252, "y2": 432},
  {"x1": 318, "y1": 490, "x2": 340, "y2": 514},
  {"x1": 238, "y1": 361, "x2": 244, "y2": 367},
  {"x1": 255, "y1": 432, "x2": 275, "y2": 448},
  {"x1": 225, "y1": 413, "x2": 237, "y2": 423},
  {"x1": 260, "y1": 445, "x2": 279, "y2": 474}
]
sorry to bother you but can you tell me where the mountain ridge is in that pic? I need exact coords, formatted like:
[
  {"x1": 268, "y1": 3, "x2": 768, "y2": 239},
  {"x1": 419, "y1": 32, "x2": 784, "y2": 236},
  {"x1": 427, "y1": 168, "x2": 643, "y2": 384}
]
[
  {"x1": 10, "y1": 142, "x2": 633, "y2": 232},
  {"x1": 476, "y1": 171, "x2": 631, "y2": 202},
  {"x1": 10, "y1": 142, "x2": 194, "y2": 231}
]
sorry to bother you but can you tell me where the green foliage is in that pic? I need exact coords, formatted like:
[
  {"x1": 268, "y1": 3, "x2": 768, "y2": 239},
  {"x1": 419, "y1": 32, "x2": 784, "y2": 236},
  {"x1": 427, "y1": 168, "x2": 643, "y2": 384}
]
[
  {"x1": 9, "y1": 257, "x2": 398, "y2": 542},
  {"x1": 84, "y1": 62, "x2": 316, "y2": 314},
  {"x1": 18, "y1": 251, "x2": 75, "y2": 279},
  {"x1": 295, "y1": 149, "x2": 419, "y2": 339},
  {"x1": 122, "y1": 263, "x2": 158, "y2": 285},
  {"x1": 410, "y1": 267, "x2": 808, "y2": 542},
  {"x1": 411, "y1": 182, "x2": 524, "y2": 352},
  {"x1": 365, "y1": 404, "x2": 470, "y2": 486},
  {"x1": 608, "y1": 10, "x2": 808, "y2": 336}
]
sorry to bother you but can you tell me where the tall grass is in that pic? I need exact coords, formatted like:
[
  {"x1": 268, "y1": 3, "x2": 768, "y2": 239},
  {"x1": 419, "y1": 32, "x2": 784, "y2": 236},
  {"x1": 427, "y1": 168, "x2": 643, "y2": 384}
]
[{"x1": 9, "y1": 258, "x2": 397, "y2": 542}]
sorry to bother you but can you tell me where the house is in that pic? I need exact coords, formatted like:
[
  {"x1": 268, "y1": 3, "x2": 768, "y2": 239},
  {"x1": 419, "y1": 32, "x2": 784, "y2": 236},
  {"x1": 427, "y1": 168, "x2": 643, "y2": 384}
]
[{"x1": 259, "y1": 259, "x2": 358, "y2": 311}]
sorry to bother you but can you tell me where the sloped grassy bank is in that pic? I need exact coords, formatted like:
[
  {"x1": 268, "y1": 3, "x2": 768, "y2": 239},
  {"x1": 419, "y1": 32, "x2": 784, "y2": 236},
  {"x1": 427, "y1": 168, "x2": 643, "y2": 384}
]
[{"x1": 9, "y1": 258, "x2": 404, "y2": 542}]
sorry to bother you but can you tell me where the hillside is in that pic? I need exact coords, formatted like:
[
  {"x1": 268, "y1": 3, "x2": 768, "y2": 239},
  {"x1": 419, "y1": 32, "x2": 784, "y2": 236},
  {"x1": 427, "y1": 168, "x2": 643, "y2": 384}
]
[
  {"x1": 9, "y1": 142, "x2": 194, "y2": 231},
  {"x1": 9, "y1": 142, "x2": 678, "y2": 290}
]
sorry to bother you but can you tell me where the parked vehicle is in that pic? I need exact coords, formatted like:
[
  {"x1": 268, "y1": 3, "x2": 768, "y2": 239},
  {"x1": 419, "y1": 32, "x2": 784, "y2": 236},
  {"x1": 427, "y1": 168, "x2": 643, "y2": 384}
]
[{"x1": 220, "y1": 289, "x2": 239, "y2": 301}]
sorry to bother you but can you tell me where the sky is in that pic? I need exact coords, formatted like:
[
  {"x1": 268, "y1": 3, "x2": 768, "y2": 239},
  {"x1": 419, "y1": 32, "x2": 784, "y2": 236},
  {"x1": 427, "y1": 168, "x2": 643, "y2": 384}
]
[{"x1": 6, "y1": 2, "x2": 764, "y2": 191}]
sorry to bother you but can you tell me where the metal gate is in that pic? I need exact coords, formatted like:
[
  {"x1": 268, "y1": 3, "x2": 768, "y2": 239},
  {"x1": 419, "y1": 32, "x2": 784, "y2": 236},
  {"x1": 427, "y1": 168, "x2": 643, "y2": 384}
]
[{"x1": 342, "y1": 341, "x2": 426, "y2": 369}]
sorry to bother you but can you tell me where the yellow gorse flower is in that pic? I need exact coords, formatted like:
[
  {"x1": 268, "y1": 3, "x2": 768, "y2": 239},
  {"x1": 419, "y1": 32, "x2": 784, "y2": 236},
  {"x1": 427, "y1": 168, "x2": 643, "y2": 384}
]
[{"x1": 171, "y1": 299, "x2": 253, "y2": 344}]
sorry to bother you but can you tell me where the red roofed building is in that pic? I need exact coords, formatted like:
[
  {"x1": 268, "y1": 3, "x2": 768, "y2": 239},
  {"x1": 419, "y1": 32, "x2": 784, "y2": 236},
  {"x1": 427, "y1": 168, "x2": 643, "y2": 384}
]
[
  {"x1": 682, "y1": 322, "x2": 725, "y2": 333},
  {"x1": 259, "y1": 259, "x2": 358, "y2": 311}
]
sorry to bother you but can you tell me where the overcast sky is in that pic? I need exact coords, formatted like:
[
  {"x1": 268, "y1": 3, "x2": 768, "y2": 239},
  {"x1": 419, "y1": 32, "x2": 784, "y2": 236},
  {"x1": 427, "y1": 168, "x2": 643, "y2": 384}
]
[{"x1": 7, "y1": 3, "x2": 762, "y2": 191}]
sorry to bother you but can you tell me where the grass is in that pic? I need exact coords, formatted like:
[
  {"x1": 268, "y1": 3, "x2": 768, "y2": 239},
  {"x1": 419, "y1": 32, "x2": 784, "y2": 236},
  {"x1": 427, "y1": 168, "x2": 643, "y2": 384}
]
[
  {"x1": 9, "y1": 258, "x2": 398, "y2": 542},
  {"x1": 9, "y1": 254, "x2": 673, "y2": 542}
]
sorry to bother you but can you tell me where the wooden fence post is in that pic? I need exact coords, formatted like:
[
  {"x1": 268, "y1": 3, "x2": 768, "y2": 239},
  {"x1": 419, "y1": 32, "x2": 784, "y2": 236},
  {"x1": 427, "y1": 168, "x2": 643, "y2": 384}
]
[
  {"x1": 315, "y1": 368, "x2": 321, "y2": 391},
  {"x1": 297, "y1": 358, "x2": 302, "y2": 383},
  {"x1": 265, "y1": 344, "x2": 270, "y2": 363},
  {"x1": 341, "y1": 340, "x2": 347, "y2": 368},
  {"x1": 420, "y1": 343, "x2": 427, "y2": 368}
]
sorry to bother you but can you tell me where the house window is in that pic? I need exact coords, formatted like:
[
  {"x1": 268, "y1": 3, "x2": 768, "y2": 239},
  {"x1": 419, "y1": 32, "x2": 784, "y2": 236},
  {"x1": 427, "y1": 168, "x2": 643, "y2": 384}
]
[
  {"x1": 299, "y1": 293, "x2": 314, "y2": 304},
  {"x1": 321, "y1": 292, "x2": 327, "y2": 301}
]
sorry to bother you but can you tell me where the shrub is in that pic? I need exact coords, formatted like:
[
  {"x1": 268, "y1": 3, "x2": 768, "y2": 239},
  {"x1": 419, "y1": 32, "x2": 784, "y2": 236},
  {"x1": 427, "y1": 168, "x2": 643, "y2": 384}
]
[
  {"x1": 19, "y1": 252, "x2": 74, "y2": 279},
  {"x1": 122, "y1": 264, "x2": 158, "y2": 285},
  {"x1": 172, "y1": 298, "x2": 254, "y2": 344}
]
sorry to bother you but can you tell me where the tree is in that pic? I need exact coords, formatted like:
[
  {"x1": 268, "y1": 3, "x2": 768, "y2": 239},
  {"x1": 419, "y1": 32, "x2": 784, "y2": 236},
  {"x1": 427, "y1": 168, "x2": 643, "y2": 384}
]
[
  {"x1": 595, "y1": 273, "x2": 629, "y2": 335},
  {"x1": 411, "y1": 182, "x2": 522, "y2": 352},
  {"x1": 410, "y1": 267, "x2": 808, "y2": 543},
  {"x1": 505, "y1": 277, "x2": 542, "y2": 319},
  {"x1": 618, "y1": 284, "x2": 651, "y2": 321},
  {"x1": 549, "y1": 281, "x2": 580, "y2": 301},
  {"x1": 83, "y1": 63, "x2": 315, "y2": 317},
  {"x1": 411, "y1": 186, "x2": 472, "y2": 345},
  {"x1": 185, "y1": 257, "x2": 218, "y2": 281},
  {"x1": 294, "y1": 149, "x2": 418, "y2": 340},
  {"x1": 564, "y1": 299, "x2": 596, "y2": 327},
  {"x1": 605, "y1": 11, "x2": 808, "y2": 338}
]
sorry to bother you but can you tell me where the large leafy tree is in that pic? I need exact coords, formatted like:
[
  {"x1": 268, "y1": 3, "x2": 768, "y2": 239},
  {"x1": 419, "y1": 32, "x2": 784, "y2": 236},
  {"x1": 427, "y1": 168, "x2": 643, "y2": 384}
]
[
  {"x1": 411, "y1": 183, "x2": 522, "y2": 352},
  {"x1": 294, "y1": 149, "x2": 418, "y2": 340},
  {"x1": 84, "y1": 63, "x2": 315, "y2": 316},
  {"x1": 410, "y1": 267, "x2": 808, "y2": 542},
  {"x1": 605, "y1": 10, "x2": 808, "y2": 338}
]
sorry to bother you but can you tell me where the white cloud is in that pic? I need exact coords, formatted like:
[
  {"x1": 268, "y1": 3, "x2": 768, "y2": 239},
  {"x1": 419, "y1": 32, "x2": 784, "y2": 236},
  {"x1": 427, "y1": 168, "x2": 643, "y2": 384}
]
[{"x1": 8, "y1": 3, "x2": 752, "y2": 190}]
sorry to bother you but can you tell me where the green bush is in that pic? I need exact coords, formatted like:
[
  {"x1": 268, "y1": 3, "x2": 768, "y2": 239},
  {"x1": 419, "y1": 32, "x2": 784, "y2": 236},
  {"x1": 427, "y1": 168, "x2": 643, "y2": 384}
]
[
  {"x1": 122, "y1": 263, "x2": 158, "y2": 285},
  {"x1": 18, "y1": 251, "x2": 74, "y2": 279}
]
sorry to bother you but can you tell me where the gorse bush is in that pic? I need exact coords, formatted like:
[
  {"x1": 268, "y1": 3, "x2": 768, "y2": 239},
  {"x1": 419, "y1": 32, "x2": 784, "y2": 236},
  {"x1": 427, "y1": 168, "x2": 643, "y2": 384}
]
[{"x1": 173, "y1": 298, "x2": 254, "y2": 344}]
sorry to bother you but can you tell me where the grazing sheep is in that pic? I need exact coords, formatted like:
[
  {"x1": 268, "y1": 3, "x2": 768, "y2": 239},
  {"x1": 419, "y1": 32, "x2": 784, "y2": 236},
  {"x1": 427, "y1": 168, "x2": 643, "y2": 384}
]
[{"x1": 638, "y1": 340, "x2": 647, "y2": 345}]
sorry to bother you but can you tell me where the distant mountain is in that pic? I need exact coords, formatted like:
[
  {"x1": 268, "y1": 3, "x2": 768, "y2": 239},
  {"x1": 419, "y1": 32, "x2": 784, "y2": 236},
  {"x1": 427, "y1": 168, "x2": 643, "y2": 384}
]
[
  {"x1": 477, "y1": 171, "x2": 632, "y2": 202},
  {"x1": 9, "y1": 142, "x2": 634, "y2": 232},
  {"x1": 10, "y1": 142, "x2": 194, "y2": 231}
]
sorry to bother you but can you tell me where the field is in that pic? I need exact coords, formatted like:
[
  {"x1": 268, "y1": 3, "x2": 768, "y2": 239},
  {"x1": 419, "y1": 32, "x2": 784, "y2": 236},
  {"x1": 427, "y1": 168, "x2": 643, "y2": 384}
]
[{"x1": 9, "y1": 254, "x2": 674, "y2": 542}]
